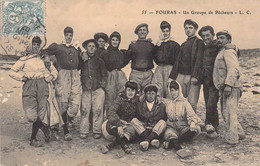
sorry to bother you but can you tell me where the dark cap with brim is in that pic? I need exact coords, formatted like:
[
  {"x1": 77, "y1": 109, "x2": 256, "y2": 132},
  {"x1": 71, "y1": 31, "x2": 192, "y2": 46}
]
[
  {"x1": 134, "y1": 23, "x2": 148, "y2": 34},
  {"x1": 82, "y1": 39, "x2": 98, "y2": 49},
  {"x1": 94, "y1": 32, "x2": 109, "y2": 42},
  {"x1": 216, "y1": 30, "x2": 232, "y2": 40}
]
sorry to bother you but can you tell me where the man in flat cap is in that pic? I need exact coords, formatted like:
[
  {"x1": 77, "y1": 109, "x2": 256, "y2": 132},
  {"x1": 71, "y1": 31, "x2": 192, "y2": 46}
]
[
  {"x1": 79, "y1": 39, "x2": 107, "y2": 139},
  {"x1": 42, "y1": 26, "x2": 82, "y2": 141},
  {"x1": 152, "y1": 21, "x2": 180, "y2": 98},
  {"x1": 124, "y1": 23, "x2": 156, "y2": 92},
  {"x1": 131, "y1": 84, "x2": 167, "y2": 151},
  {"x1": 213, "y1": 30, "x2": 245, "y2": 145},
  {"x1": 168, "y1": 19, "x2": 204, "y2": 112}
]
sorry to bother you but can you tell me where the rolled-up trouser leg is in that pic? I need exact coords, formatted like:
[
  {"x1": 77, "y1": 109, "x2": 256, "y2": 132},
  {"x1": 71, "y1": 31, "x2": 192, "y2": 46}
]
[
  {"x1": 152, "y1": 120, "x2": 167, "y2": 136},
  {"x1": 176, "y1": 74, "x2": 189, "y2": 98},
  {"x1": 164, "y1": 127, "x2": 178, "y2": 141},
  {"x1": 80, "y1": 90, "x2": 92, "y2": 135},
  {"x1": 131, "y1": 118, "x2": 146, "y2": 135},
  {"x1": 92, "y1": 88, "x2": 105, "y2": 134}
]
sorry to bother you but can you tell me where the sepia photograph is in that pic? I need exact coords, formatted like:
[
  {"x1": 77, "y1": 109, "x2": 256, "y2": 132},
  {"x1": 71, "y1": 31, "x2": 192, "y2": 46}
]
[{"x1": 1, "y1": 0, "x2": 260, "y2": 165}]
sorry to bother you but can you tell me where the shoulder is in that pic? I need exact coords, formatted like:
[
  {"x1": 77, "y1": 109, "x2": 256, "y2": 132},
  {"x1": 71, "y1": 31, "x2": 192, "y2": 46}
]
[{"x1": 168, "y1": 40, "x2": 180, "y2": 47}]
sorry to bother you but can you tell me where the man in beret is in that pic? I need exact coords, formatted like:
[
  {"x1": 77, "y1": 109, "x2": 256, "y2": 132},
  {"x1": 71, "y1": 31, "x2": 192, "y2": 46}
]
[
  {"x1": 213, "y1": 30, "x2": 245, "y2": 145},
  {"x1": 79, "y1": 39, "x2": 108, "y2": 139},
  {"x1": 124, "y1": 23, "x2": 156, "y2": 92},
  {"x1": 168, "y1": 19, "x2": 204, "y2": 112},
  {"x1": 152, "y1": 21, "x2": 180, "y2": 98},
  {"x1": 131, "y1": 84, "x2": 167, "y2": 151},
  {"x1": 41, "y1": 26, "x2": 82, "y2": 141}
]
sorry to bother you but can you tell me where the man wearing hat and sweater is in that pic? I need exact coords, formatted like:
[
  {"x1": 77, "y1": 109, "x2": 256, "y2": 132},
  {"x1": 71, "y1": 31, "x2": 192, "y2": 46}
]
[
  {"x1": 152, "y1": 21, "x2": 180, "y2": 98},
  {"x1": 124, "y1": 23, "x2": 156, "y2": 92},
  {"x1": 213, "y1": 30, "x2": 245, "y2": 145},
  {"x1": 42, "y1": 27, "x2": 82, "y2": 141},
  {"x1": 79, "y1": 39, "x2": 108, "y2": 139},
  {"x1": 131, "y1": 84, "x2": 167, "y2": 151},
  {"x1": 168, "y1": 19, "x2": 204, "y2": 112}
]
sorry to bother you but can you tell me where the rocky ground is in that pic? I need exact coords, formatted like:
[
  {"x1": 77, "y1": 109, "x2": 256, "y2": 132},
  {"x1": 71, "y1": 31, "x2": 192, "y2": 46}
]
[{"x1": 0, "y1": 49, "x2": 260, "y2": 166}]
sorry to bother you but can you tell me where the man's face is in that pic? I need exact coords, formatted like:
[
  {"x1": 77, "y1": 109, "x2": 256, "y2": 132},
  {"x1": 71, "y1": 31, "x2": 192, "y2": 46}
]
[
  {"x1": 162, "y1": 28, "x2": 170, "y2": 39},
  {"x1": 184, "y1": 24, "x2": 196, "y2": 37},
  {"x1": 97, "y1": 38, "x2": 106, "y2": 48},
  {"x1": 125, "y1": 87, "x2": 136, "y2": 99},
  {"x1": 111, "y1": 37, "x2": 120, "y2": 48},
  {"x1": 201, "y1": 30, "x2": 214, "y2": 45},
  {"x1": 145, "y1": 91, "x2": 157, "y2": 103},
  {"x1": 65, "y1": 33, "x2": 73, "y2": 44},
  {"x1": 170, "y1": 88, "x2": 179, "y2": 100},
  {"x1": 217, "y1": 35, "x2": 231, "y2": 47},
  {"x1": 137, "y1": 26, "x2": 148, "y2": 39},
  {"x1": 86, "y1": 42, "x2": 96, "y2": 56},
  {"x1": 31, "y1": 42, "x2": 40, "y2": 53}
]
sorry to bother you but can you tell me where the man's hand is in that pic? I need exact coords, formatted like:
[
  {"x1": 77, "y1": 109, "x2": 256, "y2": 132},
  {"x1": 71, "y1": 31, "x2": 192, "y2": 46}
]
[
  {"x1": 191, "y1": 77, "x2": 198, "y2": 85},
  {"x1": 45, "y1": 75, "x2": 54, "y2": 83},
  {"x1": 43, "y1": 55, "x2": 51, "y2": 69},
  {"x1": 81, "y1": 52, "x2": 89, "y2": 61},
  {"x1": 224, "y1": 85, "x2": 232, "y2": 96},
  {"x1": 190, "y1": 122, "x2": 196, "y2": 132},
  {"x1": 118, "y1": 126, "x2": 124, "y2": 138}
]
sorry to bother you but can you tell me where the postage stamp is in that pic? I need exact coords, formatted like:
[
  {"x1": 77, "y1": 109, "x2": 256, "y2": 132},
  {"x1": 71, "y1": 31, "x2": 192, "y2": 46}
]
[{"x1": 1, "y1": 0, "x2": 45, "y2": 36}]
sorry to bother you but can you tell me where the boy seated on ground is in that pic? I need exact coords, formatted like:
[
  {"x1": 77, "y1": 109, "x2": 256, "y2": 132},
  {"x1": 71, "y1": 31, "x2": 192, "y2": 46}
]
[
  {"x1": 131, "y1": 84, "x2": 167, "y2": 151},
  {"x1": 159, "y1": 80, "x2": 203, "y2": 158},
  {"x1": 100, "y1": 81, "x2": 139, "y2": 154}
]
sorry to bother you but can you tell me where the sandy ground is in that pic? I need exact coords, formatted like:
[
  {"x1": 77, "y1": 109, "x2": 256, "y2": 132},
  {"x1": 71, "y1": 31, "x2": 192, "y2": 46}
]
[{"x1": 0, "y1": 49, "x2": 260, "y2": 166}]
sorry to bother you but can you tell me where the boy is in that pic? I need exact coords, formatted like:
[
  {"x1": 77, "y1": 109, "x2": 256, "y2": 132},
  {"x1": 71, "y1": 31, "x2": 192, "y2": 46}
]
[
  {"x1": 131, "y1": 84, "x2": 167, "y2": 151},
  {"x1": 79, "y1": 39, "x2": 107, "y2": 139},
  {"x1": 100, "y1": 81, "x2": 138, "y2": 154}
]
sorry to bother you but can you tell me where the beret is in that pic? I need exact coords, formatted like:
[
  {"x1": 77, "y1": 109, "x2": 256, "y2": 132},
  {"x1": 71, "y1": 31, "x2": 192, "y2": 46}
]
[
  {"x1": 184, "y1": 19, "x2": 198, "y2": 29},
  {"x1": 134, "y1": 23, "x2": 148, "y2": 34},
  {"x1": 94, "y1": 32, "x2": 109, "y2": 42}
]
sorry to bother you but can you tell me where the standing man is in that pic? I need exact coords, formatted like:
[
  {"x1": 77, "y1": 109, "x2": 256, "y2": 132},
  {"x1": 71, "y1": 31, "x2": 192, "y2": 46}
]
[
  {"x1": 168, "y1": 19, "x2": 204, "y2": 112},
  {"x1": 79, "y1": 39, "x2": 107, "y2": 139},
  {"x1": 42, "y1": 27, "x2": 82, "y2": 141},
  {"x1": 94, "y1": 32, "x2": 109, "y2": 58},
  {"x1": 125, "y1": 23, "x2": 156, "y2": 91},
  {"x1": 198, "y1": 26, "x2": 220, "y2": 138},
  {"x1": 213, "y1": 30, "x2": 245, "y2": 145},
  {"x1": 131, "y1": 84, "x2": 167, "y2": 151},
  {"x1": 152, "y1": 21, "x2": 180, "y2": 98}
]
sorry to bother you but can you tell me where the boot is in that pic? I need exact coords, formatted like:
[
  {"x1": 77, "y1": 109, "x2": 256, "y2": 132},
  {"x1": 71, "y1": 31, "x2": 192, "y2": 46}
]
[{"x1": 178, "y1": 130, "x2": 196, "y2": 143}]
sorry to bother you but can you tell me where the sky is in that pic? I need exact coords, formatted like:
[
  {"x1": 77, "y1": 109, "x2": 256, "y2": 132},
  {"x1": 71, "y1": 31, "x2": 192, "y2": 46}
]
[{"x1": 1, "y1": 0, "x2": 260, "y2": 55}]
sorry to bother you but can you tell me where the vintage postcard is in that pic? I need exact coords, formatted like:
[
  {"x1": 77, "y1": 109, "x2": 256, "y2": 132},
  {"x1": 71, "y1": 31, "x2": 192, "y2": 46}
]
[{"x1": 1, "y1": 0, "x2": 260, "y2": 166}]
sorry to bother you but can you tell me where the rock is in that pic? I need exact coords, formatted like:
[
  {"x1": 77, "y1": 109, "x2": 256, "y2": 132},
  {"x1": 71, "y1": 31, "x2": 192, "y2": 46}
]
[
  {"x1": 253, "y1": 73, "x2": 260, "y2": 76},
  {"x1": 2, "y1": 98, "x2": 8, "y2": 103},
  {"x1": 180, "y1": 158, "x2": 193, "y2": 163},
  {"x1": 254, "y1": 83, "x2": 260, "y2": 87},
  {"x1": 215, "y1": 153, "x2": 222, "y2": 157},
  {"x1": 243, "y1": 84, "x2": 251, "y2": 88},
  {"x1": 192, "y1": 145, "x2": 200, "y2": 151},
  {"x1": 162, "y1": 152, "x2": 167, "y2": 156},
  {"x1": 252, "y1": 90, "x2": 260, "y2": 95},
  {"x1": 251, "y1": 136, "x2": 260, "y2": 142}
]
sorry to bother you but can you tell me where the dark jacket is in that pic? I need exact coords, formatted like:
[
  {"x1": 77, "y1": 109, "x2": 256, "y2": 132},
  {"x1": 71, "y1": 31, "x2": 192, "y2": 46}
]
[
  {"x1": 125, "y1": 40, "x2": 155, "y2": 71},
  {"x1": 154, "y1": 40, "x2": 180, "y2": 66},
  {"x1": 100, "y1": 46, "x2": 128, "y2": 72},
  {"x1": 201, "y1": 40, "x2": 219, "y2": 85},
  {"x1": 42, "y1": 43, "x2": 80, "y2": 70},
  {"x1": 136, "y1": 97, "x2": 167, "y2": 127},
  {"x1": 79, "y1": 54, "x2": 107, "y2": 91},
  {"x1": 107, "y1": 92, "x2": 138, "y2": 127},
  {"x1": 169, "y1": 36, "x2": 205, "y2": 81}
]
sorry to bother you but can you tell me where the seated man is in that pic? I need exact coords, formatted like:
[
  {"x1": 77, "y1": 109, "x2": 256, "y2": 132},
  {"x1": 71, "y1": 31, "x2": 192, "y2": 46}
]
[
  {"x1": 131, "y1": 84, "x2": 167, "y2": 151},
  {"x1": 100, "y1": 81, "x2": 139, "y2": 154},
  {"x1": 159, "y1": 81, "x2": 203, "y2": 158}
]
